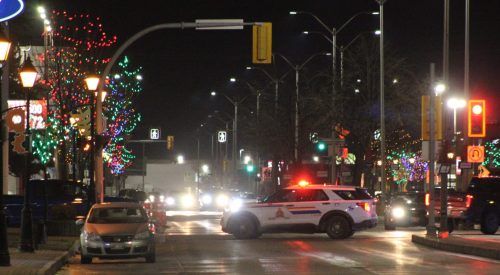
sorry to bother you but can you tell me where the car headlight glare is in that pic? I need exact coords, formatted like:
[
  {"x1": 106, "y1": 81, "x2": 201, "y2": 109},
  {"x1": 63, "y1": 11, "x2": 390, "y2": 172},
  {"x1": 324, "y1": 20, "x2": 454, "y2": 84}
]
[
  {"x1": 166, "y1": 197, "x2": 175, "y2": 206},
  {"x1": 229, "y1": 198, "x2": 243, "y2": 212},
  {"x1": 392, "y1": 207, "x2": 406, "y2": 219},
  {"x1": 134, "y1": 230, "x2": 151, "y2": 240},
  {"x1": 216, "y1": 194, "x2": 229, "y2": 207},
  {"x1": 181, "y1": 194, "x2": 194, "y2": 208},
  {"x1": 201, "y1": 194, "x2": 212, "y2": 205}
]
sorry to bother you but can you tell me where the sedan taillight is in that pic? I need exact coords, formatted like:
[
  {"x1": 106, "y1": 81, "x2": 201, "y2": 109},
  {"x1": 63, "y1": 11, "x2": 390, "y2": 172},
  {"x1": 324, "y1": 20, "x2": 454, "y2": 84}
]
[{"x1": 465, "y1": 194, "x2": 473, "y2": 208}]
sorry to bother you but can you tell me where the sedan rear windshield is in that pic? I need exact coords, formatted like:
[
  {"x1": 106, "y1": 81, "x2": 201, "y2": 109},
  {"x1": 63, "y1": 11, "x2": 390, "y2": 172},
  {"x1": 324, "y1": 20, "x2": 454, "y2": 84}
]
[
  {"x1": 334, "y1": 188, "x2": 373, "y2": 200},
  {"x1": 87, "y1": 207, "x2": 148, "y2": 224}
]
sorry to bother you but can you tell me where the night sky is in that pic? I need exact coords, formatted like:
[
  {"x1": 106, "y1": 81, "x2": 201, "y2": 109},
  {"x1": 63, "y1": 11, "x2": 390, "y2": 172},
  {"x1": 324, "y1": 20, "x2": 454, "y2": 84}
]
[{"x1": 9, "y1": 0, "x2": 500, "y2": 159}]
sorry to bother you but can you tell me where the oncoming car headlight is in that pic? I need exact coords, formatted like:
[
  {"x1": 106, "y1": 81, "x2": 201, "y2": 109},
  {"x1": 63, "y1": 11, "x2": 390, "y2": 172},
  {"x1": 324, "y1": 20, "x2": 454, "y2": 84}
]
[
  {"x1": 181, "y1": 194, "x2": 195, "y2": 208},
  {"x1": 165, "y1": 197, "x2": 175, "y2": 206},
  {"x1": 391, "y1": 207, "x2": 406, "y2": 219},
  {"x1": 216, "y1": 194, "x2": 229, "y2": 208},
  {"x1": 201, "y1": 194, "x2": 213, "y2": 205}
]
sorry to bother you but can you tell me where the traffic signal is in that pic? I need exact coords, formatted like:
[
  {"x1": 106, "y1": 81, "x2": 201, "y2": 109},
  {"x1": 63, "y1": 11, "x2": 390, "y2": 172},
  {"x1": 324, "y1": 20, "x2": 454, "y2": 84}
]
[
  {"x1": 468, "y1": 99, "x2": 486, "y2": 138},
  {"x1": 167, "y1": 135, "x2": 174, "y2": 150},
  {"x1": 245, "y1": 164, "x2": 255, "y2": 173},
  {"x1": 316, "y1": 141, "x2": 328, "y2": 156},
  {"x1": 252, "y1": 22, "x2": 272, "y2": 64},
  {"x1": 421, "y1": 95, "x2": 443, "y2": 140}
]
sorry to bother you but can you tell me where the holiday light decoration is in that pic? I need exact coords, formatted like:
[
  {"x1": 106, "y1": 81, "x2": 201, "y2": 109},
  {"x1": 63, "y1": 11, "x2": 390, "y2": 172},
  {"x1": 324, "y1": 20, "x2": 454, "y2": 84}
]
[
  {"x1": 483, "y1": 140, "x2": 500, "y2": 168},
  {"x1": 371, "y1": 128, "x2": 427, "y2": 191},
  {"x1": 103, "y1": 56, "x2": 142, "y2": 174},
  {"x1": 31, "y1": 10, "x2": 121, "y2": 173}
]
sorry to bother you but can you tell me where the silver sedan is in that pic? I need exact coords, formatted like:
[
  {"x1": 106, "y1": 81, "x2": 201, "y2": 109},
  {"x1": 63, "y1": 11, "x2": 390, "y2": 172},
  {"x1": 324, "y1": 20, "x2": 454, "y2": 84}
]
[{"x1": 76, "y1": 202, "x2": 156, "y2": 264}]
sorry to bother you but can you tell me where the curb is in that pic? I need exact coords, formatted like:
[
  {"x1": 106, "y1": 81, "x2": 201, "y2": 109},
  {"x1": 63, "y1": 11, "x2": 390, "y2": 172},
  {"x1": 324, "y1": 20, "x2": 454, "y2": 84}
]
[
  {"x1": 411, "y1": 235, "x2": 500, "y2": 260},
  {"x1": 36, "y1": 240, "x2": 79, "y2": 275}
]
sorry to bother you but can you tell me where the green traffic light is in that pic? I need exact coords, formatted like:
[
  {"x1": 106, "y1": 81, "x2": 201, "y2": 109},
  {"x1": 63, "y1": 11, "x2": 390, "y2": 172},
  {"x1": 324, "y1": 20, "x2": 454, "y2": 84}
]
[
  {"x1": 317, "y1": 142, "x2": 326, "y2": 151},
  {"x1": 246, "y1": 165, "x2": 255, "y2": 173}
]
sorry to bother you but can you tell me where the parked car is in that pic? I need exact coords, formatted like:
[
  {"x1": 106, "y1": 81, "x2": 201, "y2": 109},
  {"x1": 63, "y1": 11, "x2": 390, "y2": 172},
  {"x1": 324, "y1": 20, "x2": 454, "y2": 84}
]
[
  {"x1": 77, "y1": 202, "x2": 156, "y2": 264},
  {"x1": 465, "y1": 176, "x2": 500, "y2": 234},
  {"x1": 384, "y1": 192, "x2": 427, "y2": 230}
]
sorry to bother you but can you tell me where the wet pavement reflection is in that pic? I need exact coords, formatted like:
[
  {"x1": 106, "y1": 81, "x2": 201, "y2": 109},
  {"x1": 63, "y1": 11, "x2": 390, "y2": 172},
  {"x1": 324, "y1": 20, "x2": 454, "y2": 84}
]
[{"x1": 58, "y1": 213, "x2": 500, "y2": 275}]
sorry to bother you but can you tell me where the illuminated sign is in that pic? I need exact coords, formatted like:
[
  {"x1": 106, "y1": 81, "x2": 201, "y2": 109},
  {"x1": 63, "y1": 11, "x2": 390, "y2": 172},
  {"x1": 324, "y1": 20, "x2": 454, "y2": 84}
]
[
  {"x1": 467, "y1": 145, "x2": 485, "y2": 163},
  {"x1": 8, "y1": 100, "x2": 47, "y2": 130},
  {"x1": 150, "y1": 128, "x2": 160, "y2": 140},
  {"x1": 0, "y1": 0, "x2": 24, "y2": 22},
  {"x1": 218, "y1": 131, "x2": 227, "y2": 143}
]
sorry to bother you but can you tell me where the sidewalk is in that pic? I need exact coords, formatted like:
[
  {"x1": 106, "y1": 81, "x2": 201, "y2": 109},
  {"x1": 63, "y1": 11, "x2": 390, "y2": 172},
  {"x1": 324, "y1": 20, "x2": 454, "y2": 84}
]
[
  {"x1": 412, "y1": 233, "x2": 500, "y2": 260},
  {"x1": 0, "y1": 228, "x2": 78, "y2": 275}
]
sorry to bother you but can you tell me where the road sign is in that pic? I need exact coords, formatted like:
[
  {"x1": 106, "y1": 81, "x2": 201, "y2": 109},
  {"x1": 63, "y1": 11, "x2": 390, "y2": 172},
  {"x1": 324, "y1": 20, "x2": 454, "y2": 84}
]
[
  {"x1": 0, "y1": 0, "x2": 24, "y2": 22},
  {"x1": 195, "y1": 19, "x2": 244, "y2": 30},
  {"x1": 421, "y1": 95, "x2": 443, "y2": 140},
  {"x1": 467, "y1": 146, "x2": 485, "y2": 163},
  {"x1": 150, "y1": 128, "x2": 160, "y2": 140},
  {"x1": 218, "y1": 131, "x2": 227, "y2": 143},
  {"x1": 459, "y1": 162, "x2": 472, "y2": 169}
]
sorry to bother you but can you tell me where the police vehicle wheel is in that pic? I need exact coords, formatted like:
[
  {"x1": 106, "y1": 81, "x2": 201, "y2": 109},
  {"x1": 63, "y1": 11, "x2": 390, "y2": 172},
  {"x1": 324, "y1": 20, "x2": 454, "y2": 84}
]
[
  {"x1": 232, "y1": 216, "x2": 258, "y2": 239},
  {"x1": 81, "y1": 255, "x2": 92, "y2": 264},
  {"x1": 480, "y1": 211, "x2": 499, "y2": 235},
  {"x1": 326, "y1": 216, "x2": 350, "y2": 239}
]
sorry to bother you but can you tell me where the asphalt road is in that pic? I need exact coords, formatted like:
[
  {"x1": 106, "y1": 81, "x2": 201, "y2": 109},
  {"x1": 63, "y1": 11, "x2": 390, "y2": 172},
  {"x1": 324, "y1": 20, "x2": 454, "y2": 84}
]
[{"x1": 58, "y1": 212, "x2": 500, "y2": 274}]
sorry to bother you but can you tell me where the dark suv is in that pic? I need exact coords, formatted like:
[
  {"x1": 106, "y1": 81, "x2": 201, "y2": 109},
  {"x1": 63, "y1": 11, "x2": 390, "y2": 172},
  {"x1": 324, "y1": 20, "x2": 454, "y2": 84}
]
[{"x1": 465, "y1": 176, "x2": 500, "y2": 234}]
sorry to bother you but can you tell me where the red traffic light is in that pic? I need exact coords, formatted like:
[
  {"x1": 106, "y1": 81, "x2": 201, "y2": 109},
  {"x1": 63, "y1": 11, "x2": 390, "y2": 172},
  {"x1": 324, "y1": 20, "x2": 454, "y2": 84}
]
[{"x1": 468, "y1": 100, "x2": 486, "y2": 138}]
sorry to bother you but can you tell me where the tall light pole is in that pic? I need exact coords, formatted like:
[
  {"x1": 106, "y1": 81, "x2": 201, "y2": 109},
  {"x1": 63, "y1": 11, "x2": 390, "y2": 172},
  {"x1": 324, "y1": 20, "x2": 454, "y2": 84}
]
[
  {"x1": 376, "y1": 0, "x2": 387, "y2": 193},
  {"x1": 339, "y1": 30, "x2": 380, "y2": 88},
  {"x1": 290, "y1": 10, "x2": 379, "y2": 109},
  {"x1": 19, "y1": 56, "x2": 38, "y2": 253},
  {"x1": 84, "y1": 75, "x2": 100, "y2": 205},
  {"x1": 211, "y1": 91, "x2": 247, "y2": 184},
  {"x1": 274, "y1": 52, "x2": 331, "y2": 162},
  {"x1": 246, "y1": 66, "x2": 291, "y2": 117},
  {"x1": 0, "y1": 30, "x2": 12, "y2": 265},
  {"x1": 447, "y1": 98, "x2": 466, "y2": 141}
]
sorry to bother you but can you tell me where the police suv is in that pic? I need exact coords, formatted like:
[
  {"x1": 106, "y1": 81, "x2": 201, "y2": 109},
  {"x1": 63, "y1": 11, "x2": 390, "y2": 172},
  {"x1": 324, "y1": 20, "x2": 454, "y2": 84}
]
[{"x1": 221, "y1": 182, "x2": 378, "y2": 239}]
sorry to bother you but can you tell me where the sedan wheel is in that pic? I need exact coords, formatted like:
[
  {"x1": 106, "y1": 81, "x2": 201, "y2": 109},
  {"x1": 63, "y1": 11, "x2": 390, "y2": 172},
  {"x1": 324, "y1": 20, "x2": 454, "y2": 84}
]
[{"x1": 81, "y1": 255, "x2": 92, "y2": 264}]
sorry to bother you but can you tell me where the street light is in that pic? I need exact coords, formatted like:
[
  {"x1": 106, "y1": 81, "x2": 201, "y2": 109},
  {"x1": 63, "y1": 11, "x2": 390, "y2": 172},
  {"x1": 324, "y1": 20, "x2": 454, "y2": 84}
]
[
  {"x1": 339, "y1": 30, "x2": 380, "y2": 87},
  {"x1": 19, "y1": 56, "x2": 38, "y2": 253},
  {"x1": 0, "y1": 32, "x2": 11, "y2": 265},
  {"x1": 273, "y1": 52, "x2": 331, "y2": 162},
  {"x1": 290, "y1": 10, "x2": 379, "y2": 106},
  {"x1": 85, "y1": 74, "x2": 99, "y2": 205},
  {"x1": 447, "y1": 97, "x2": 466, "y2": 138},
  {"x1": 246, "y1": 66, "x2": 291, "y2": 117},
  {"x1": 211, "y1": 90, "x2": 247, "y2": 180}
]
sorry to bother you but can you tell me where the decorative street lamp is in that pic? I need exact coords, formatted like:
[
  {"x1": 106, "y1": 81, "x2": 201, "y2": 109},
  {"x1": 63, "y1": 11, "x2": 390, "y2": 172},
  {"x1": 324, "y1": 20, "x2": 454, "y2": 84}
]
[
  {"x1": 18, "y1": 56, "x2": 38, "y2": 253},
  {"x1": 0, "y1": 32, "x2": 11, "y2": 265},
  {"x1": 85, "y1": 74, "x2": 99, "y2": 205}
]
